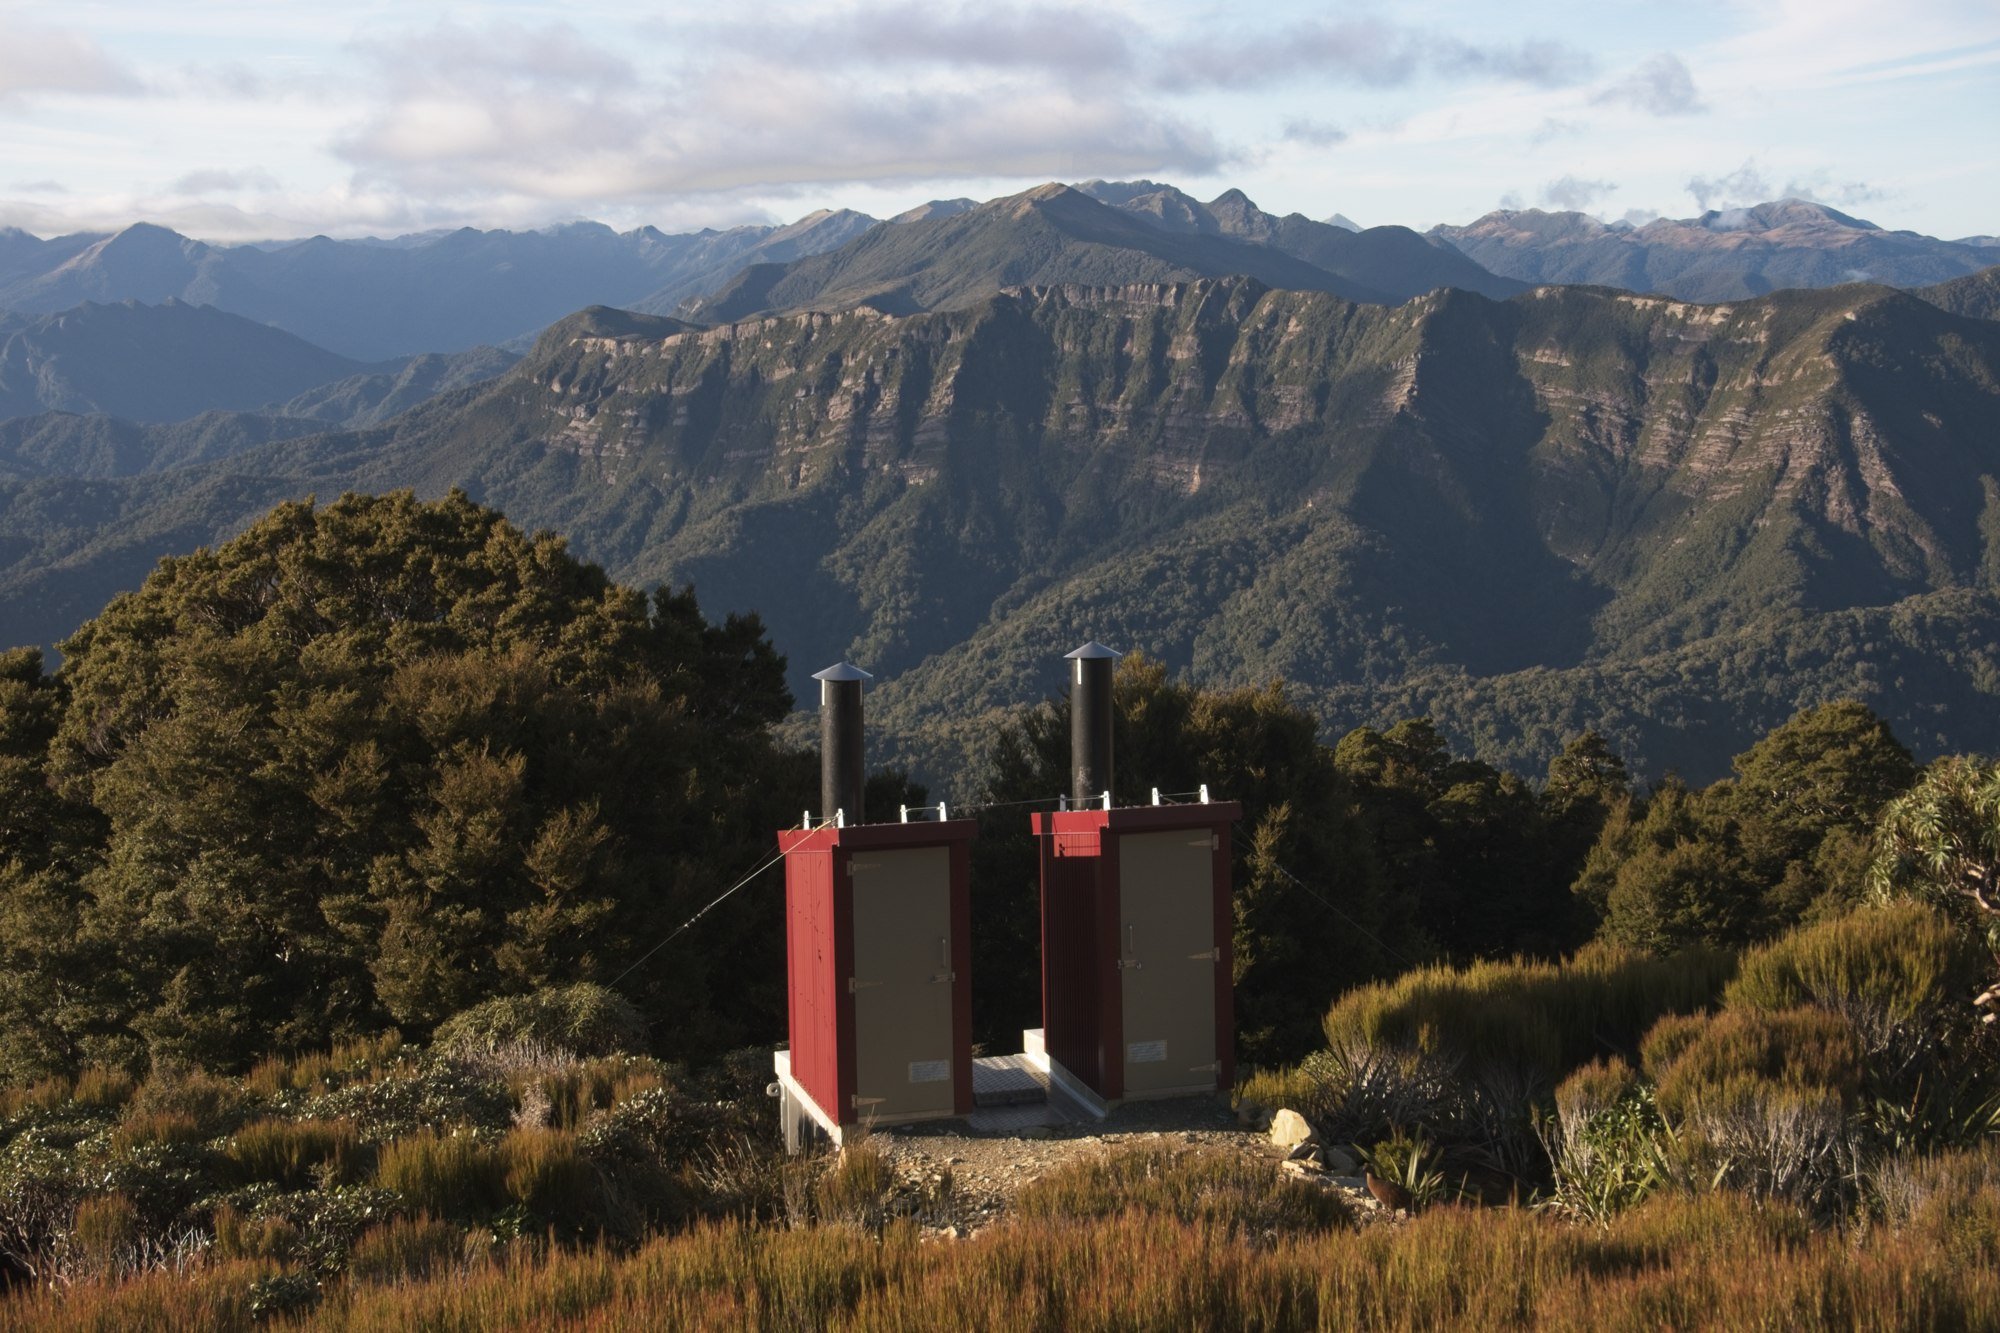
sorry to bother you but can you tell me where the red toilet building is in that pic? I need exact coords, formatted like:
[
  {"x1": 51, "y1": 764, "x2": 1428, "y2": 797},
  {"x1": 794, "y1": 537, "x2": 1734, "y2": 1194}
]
[
  {"x1": 1027, "y1": 643, "x2": 1241, "y2": 1110},
  {"x1": 773, "y1": 663, "x2": 976, "y2": 1150}
]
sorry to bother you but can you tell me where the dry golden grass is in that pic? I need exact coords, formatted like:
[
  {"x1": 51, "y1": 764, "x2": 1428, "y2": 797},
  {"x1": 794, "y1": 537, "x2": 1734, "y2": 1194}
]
[{"x1": 4, "y1": 1145, "x2": 1997, "y2": 1331}]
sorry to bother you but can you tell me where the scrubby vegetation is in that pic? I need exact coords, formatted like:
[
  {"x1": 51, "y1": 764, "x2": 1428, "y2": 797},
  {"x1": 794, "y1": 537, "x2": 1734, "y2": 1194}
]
[
  {"x1": 3, "y1": 1141, "x2": 1999, "y2": 1329},
  {"x1": 2, "y1": 491, "x2": 1997, "y2": 1326}
]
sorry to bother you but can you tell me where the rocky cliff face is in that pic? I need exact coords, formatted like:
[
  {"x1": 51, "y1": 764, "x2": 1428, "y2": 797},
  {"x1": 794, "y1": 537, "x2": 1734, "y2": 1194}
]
[
  {"x1": 5, "y1": 277, "x2": 1999, "y2": 781},
  {"x1": 348, "y1": 276, "x2": 2000, "y2": 778}
]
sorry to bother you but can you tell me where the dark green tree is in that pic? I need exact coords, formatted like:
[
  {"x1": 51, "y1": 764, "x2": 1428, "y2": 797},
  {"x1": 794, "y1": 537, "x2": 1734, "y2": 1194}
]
[
  {"x1": 1585, "y1": 780, "x2": 1763, "y2": 953},
  {"x1": 1, "y1": 491, "x2": 800, "y2": 1076},
  {"x1": 1726, "y1": 701, "x2": 1916, "y2": 924},
  {"x1": 973, "y1": 656, "x2": 1394, "y2": 1067},
  {"x1": 1334, "y1": 718, "x2": 1575, "y2": 960}
]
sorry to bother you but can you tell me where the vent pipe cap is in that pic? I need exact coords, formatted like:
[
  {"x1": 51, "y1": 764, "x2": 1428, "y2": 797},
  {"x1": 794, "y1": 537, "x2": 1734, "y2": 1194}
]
[
  {"x1": 1064, "y1": 641, "x2": 1122, "y2": 661},
  {"x1": 812, "y1": 662, "x2": 875, "y2": 682}
]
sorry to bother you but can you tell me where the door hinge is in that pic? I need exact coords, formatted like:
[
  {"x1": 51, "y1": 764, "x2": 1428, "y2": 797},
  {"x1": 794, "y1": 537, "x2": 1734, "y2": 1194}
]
[
  {"x1": 929, "y1": 971, "x2": 957, "y2": 984},
  {"x1": 851, "y1": 1095, "x2": 887, "y2": 1108},
  {"x1": 848, "y1": 977, "x2": 884, "y2": 993},
  {"x1": 1188, "y1": 947, "x2": 1221, "y2": 962},
  {"x1": 1189, "y1": 1062, "x2": 1221, "y2": 1075}
]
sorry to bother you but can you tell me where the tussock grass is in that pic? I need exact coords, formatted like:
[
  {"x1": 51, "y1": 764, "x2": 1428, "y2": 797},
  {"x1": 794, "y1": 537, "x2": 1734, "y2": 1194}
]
[
  {"x1": 244, "y1": 1033, "x2": 404, "y2": 1100},
  {"x1": 499, "y1": 1127, "x2": 600, "y2": 1232},
  {"x1": 1017, "y1": 1145, "x2": 1351, "y2": 1234},
  {"x1": 108, "y1": 1109, "x2": 207, "y2": 1154},
  {"x1": 371, "y1": 1129, "x2": 508, "y2": 1219},
  {"x1": 12, "y1": 1179, "x2": 2000, "y2": 1331},
  {"x1": 347, "y1": 1214, "x2": 489, "y2": 1285},
  {"x1": 225, "y1": 1118, "x2": 371, "y2": 1190}
]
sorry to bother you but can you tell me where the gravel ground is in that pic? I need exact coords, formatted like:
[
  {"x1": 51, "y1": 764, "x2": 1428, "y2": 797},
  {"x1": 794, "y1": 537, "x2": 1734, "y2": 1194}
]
[{"x1": 859, "y1": 1095, "x2": 1395, "y2": 1236}]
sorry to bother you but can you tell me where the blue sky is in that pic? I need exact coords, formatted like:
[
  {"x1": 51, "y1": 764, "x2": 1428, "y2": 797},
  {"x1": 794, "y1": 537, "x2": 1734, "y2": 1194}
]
[{"x1": 2, "y1": 0, "x2": 1996, "y2": 241}]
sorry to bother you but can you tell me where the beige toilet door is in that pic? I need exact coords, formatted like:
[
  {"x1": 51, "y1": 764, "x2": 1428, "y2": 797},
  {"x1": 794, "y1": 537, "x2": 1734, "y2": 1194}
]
[
  {"x1": 849, "y1": 847, "x2": 955, "y2": 1121},
  {"x1": 1117, "y1": 830, "x2": 1219, "y2": 1095}
]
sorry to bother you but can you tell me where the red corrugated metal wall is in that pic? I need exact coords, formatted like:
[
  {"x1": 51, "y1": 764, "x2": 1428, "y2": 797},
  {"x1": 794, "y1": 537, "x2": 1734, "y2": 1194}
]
[
  {"x1": 1038, "y1": 814, "x2": 1108, "y2": 1092},
  {"x1": 783, "y1": 837, "x2": 842, "y2": 1120}
]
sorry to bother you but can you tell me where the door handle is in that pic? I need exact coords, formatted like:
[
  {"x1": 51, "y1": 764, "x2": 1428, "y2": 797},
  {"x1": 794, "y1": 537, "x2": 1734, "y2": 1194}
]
[{"x1": 1122, "y1": 923, "x2": 1142, "y2": 969}]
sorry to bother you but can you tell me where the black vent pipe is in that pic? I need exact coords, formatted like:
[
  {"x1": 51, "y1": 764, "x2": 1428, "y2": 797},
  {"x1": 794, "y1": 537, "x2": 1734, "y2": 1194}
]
[
  {"x1": 814, "y1": 662, "x2": 871, "y2": 825},
  {"x1": 1066, "y1": 641, "x2": 1120, "y2": 806}
]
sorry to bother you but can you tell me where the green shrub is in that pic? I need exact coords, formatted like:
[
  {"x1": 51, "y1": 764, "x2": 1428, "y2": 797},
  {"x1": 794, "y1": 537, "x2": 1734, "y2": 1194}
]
[
  {"x1": 1359, "y1": 1132, "x2": 1451, "y2": 1211},
  {"x1": 225, "y1": 1119, "x2": 371, "y2": 1190},
  {"x1": 1322, "y1": 944, "x2": 1735, "y2": 1087},
  {"x1": 1300, "y1": 943, "x2": 1733, "y2": 1169},
  {"x1": 432, "y1": 984, "x2": 646, "y2": 1058},
  {"x1": 305, "y1": 1057, "x2": 513, "y2": 1141},
  {"x1": 1541, "y1": 1059, "x2": 1674, "y2": 1224},
  {"x1": 1642, "y1": 1008, "x2": 1861, "y2": 1212},
  {"x1": 1726, "y1": 901, "x2": 1984, "y2": 1057},
  {"x1": 371, "y1": 1130, "x2": 508, "y2": 1219},
  {"x1": 1323, "y1": 958, "x2": 1565, "y2": 1083},
  {"x1": 576, "y1": 1083, "x2": 732, "y2": 1165},
  {"x1": 1646, "y1": 1008, "x2": 1862, "y2": 1115}
]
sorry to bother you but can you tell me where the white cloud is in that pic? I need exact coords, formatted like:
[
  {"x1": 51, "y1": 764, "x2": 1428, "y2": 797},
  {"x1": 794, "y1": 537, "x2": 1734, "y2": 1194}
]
[
  {"x1": 1686, "y1": 158, "x2": 1891, "y2": 213},
  {"x1": 332, "y1": 20, "x2": 1225, "y2": 204},
  {"x1": 1541, "y1": 175, "x2": 1616, "y2": 209},
  {"x1": 1591, "y1": 53, "x2": 1705, "y2": 116},
  {"x1": 0, "y1": 21, "x2": 141, "y2": 104},
  {"x1": 1153, "y1": 20, "x2": 1592, "y2": 90},
  {"x1": 167, "y1": 168, "x2": 281, "y2": 195},
  {"x1": 1281, "y1": 119, "x2": 1349, "y2": 148}
]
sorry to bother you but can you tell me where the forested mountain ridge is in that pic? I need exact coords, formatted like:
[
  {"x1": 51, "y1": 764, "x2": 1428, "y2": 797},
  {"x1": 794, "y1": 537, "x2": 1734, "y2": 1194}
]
[
  {"x1": 2, "y1": 278, "x2": 1998, "y2": 784},
  {"x1": 1075, "y1": 179, "x2": 1525, "y2": 302},
  {"x1": 0, "y1": 297, "x2": 521, "y2": 435},
  {"x1": 0, "y1": 299, "x2": 371, "y2": 422},
  {"x1": 683, "y1": 184, "x2": 1403, "y2": 320},
  {"x1": 1918, "y1": 265, "x2": 2000, "y2": 322}
]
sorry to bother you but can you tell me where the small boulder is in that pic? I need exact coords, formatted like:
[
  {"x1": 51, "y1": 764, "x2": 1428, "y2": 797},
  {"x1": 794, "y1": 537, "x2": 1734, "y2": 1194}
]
[
  {"x1": 1268, "y1": 1108, "x2": 1316, "y2": 1149},
  {"x1": 1320, "y1": 1145, "x2": 1359, "y2": 1175},
  {"x1": 1285, "y1": 1140, "x2": 1318, "y2": 1162}
]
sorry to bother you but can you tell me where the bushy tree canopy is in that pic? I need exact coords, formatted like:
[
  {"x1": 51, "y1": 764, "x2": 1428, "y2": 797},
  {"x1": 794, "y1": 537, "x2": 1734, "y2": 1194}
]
[{"x1": 0, "y1": 491, "x2": 803, "y2": 1078}]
